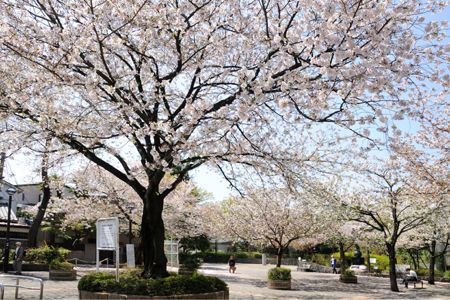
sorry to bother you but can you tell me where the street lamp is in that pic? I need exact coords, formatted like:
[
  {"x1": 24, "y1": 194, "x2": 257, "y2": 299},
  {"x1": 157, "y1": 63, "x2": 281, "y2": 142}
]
[
  {"x1": 3, "y1": 187, "x2": 16, "y2": 273},
  {"x1": 126, "y1": 204, "x2": 135, "y2": 244}
]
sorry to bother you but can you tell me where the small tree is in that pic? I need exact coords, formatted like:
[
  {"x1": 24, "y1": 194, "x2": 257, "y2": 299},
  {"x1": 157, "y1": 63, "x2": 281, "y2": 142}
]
[
  {"x1": 400, "y1": 207, "x2": 450, "y2": 284},
  {"x1": 210, "y1": 187, "x2": 327, "y2": 267},
  {"x1": 342, "y1": 158, "x2": 447, "y2": 292}
]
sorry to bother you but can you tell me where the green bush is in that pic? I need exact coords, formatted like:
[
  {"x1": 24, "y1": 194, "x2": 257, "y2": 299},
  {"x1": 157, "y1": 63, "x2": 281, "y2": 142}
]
[
  {"x1": 49, "y1": 259, "x2": 74, "y2": 271},
  {"x1": 310, "y1": 253, "x2": 331, "y2": 266},
  {"x1": 366, "y1": 254, "x2": 389, "y2": 271},
  {"x1": 26, "y1": 245, "x2": 71, "y2": 264},
  {"x1": 179, "y1": 254, "x2": 201, "y2": 270},
  {"x1": 267, "y1": 267, "x2": 291, "y2": 281},
  {"x1": 444, "y1": 271, "x2": 450, "y2": 279},
  {"x1": 78, "y1": 272, "x2": 227, "y2": 296},
  {"x1": 415, "y1": 268, "x2": 443, "y2": 277},
  {"x1": 331, "y1": 252, "x2": 390, "y2": 271}
]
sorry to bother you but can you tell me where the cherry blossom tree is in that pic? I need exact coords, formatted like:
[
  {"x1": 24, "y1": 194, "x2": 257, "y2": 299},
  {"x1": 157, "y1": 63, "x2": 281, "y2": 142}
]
[
  {"x1": 31, "y1": 166, "x2": 209, "y2": 240},
  {"x1": 1, "y1": 0, "x2": 448, "y2": 277},
  {"x1": 391, "y1": 108, "x2": 449, "y2": 285},
  {"x1": 399, "y1": 206, "x2": 450, "y2": 284},
  {"x1": 342, "y1": 158, "x2": 448, "y2": 292},
  {"x1": 209, "y1": 187, "x2": 328, "y2": 267}
]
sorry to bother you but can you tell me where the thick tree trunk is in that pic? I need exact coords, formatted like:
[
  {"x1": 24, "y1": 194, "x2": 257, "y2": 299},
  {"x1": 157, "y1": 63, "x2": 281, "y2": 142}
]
[
  {"x1": 140, "y1": 191, "x2": 169, "y2": 278},
  {"x1": 339, "y1": 241, "x2": 345, "y2": 272},
  {"x1": 276, "y1": 247, "x2": 283, "y2": 267},
  {"x1": 28, "y1": 140, "x2": 51, "y2": 248},
  {"x1": 27, "y1": 184, "x2": 50, "y2": 247},
  {"x1": 428, "y1": 240, "x2": 436, "y2": 285},
  {"x1": 386, "y1": 243, "x2": 399, "y2": 292}
]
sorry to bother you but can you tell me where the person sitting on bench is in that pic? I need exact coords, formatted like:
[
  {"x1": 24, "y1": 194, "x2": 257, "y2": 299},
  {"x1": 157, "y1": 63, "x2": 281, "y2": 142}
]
[{"x1": 402, "y1": 268, "x2": 418, "y2": 287}]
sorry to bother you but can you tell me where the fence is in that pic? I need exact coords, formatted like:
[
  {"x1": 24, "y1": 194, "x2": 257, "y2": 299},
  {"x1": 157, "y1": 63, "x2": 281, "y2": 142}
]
[
  {"x1": 0, "y1": 274, "x2": 44, "y2": 299},
  {"x1": 67, "y1": 257, "x2": 112, "y2": 268}
]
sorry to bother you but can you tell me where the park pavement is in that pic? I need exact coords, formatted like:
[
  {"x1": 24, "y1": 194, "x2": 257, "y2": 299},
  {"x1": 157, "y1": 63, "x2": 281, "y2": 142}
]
[{"x1": 0, "y1": 263, "x2": 448, "y2": 299}]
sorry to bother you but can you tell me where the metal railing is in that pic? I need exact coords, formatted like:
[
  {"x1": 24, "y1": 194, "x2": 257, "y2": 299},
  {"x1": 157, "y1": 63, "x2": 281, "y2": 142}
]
[
  {"x1": 68, "y1": 257, "x2": 112, "y2": 268},
  {"x1": 0, "y1": 274, "x2": 44, "y2": 299}
]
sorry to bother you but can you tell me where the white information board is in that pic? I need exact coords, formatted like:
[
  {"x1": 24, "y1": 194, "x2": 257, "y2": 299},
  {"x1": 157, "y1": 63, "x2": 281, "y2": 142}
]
[
  {"x1": 96, "y1": 217, "x2": 120, "y2": 281},
  {"x1": 97, "y1": 218, "x2": 119, "y2": 250},
  {"x1": 370, "y1": 258, "x2": 377, "y2": 264}
]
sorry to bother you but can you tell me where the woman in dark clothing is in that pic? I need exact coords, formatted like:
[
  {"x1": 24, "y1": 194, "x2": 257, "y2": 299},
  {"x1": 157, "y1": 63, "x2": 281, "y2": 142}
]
[{"x1": 228, "y1": 255, "x2": 236, "y2": 273}]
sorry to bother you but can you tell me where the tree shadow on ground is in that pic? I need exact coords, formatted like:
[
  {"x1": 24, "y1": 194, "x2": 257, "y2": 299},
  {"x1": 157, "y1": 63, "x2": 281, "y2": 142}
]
[
  {"x1": 200, "y1": 265, "x2": 227, "y2": 271},
  {"x1": 209, "y1": 271, "x2": 450, "y2": 300}
]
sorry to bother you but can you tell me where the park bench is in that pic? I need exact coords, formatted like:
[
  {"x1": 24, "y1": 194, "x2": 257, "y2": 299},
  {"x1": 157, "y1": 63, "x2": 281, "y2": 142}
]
[
  {"x1": 404, "y1": 277, "x2": 423, "y2": 289},
  {"x1": 297, "y1": 261, "x2": 312, "y2": 272}
]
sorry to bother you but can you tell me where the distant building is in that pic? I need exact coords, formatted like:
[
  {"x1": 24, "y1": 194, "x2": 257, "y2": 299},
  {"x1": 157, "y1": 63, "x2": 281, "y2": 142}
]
[{"x1": 0, "y1": 179, "x2": 30, "y2": 242}]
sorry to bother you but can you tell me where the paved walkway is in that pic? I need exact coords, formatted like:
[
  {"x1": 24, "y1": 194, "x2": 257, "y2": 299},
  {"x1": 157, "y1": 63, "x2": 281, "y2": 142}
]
[
  {"x1": 201, "y1": 263, "x2": 450, "y2": 299},
  {"x1": 0, "y1": 264, "x2": 448, "y2": 299}
]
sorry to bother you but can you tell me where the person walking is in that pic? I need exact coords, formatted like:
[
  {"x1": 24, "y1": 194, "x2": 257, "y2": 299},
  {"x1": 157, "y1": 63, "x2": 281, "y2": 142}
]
[
  {"x1": 331, "y1": 256, "x2": 337, "y2": 274},
  {"x1": 228, "y1": 255, "x2": 237, "y2": 273},
  {"x1": 13, "y1": 242, "x2": 24, "y2": 275}
]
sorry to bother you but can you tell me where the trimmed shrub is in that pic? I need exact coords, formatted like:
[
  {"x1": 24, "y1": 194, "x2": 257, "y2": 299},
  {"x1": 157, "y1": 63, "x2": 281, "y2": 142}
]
[
  {"x1": 341, "y1": 269, "x2": 356, "y2": 277},
  {"x1": 78, "y1": 272, "x2": 227, "y2": 296},
  {"x1": 268, "y1": 267, "x2": 291, "y2": 281},
  {"x1": 49, "y1": 259, "x2": 74, "y2": 271},
  {"x1": 26, "y1": 245, "x2": 71, "y2": 264}
]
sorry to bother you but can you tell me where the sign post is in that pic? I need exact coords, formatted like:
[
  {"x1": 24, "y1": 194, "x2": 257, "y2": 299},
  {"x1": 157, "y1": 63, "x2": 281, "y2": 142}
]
[
  {"x1": 96, "y1": 217, "x2": 120, "y2": 282},
  {"x1": 126, "y1": 244, "x2": 135, "y2": 268}
]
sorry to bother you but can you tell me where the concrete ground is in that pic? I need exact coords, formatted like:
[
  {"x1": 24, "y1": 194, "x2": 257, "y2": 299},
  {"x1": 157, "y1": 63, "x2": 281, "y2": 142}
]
[
  {"x1": 0, "y1": 263, "x2": 448, "y2": 299},
  {"x1": 201, "y1": 263, "x2": 450, "y2": 300}
]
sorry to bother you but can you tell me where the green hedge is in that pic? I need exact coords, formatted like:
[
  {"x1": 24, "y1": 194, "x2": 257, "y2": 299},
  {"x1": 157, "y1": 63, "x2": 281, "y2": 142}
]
[
  {"x1": 444, "y1": 271, "x2": 450, "y2": 279},
  {"x1": 78, "y1": 272, "x2": 227, "y2": 296},
  {"x1": 267, "y1": 267, "x2": 291, "y2": 280},
  {"x1": 195, "y1": 251, "x2": 261, "y2": 263}
]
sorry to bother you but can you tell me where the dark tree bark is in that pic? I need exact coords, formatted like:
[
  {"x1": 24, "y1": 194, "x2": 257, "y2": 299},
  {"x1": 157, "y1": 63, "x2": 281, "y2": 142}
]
[
  {"x1": 387, "y1": 243, "x2": 399, "y2": 292},
  {"x1": 27, "y1": 138, "x2": 52, "y2": 248},
  {"x1": 428, "y1": 240, "x2": 436, "y2": 284},
  {"x1": 407, "y1": 249, "x2": 419, "y2": 270},
  {"x1": 140, "y1": 189, "x2": 169, "y2": 278},
  {"x1": 339, "y1": 241, "x2": 346, "y2": 271},
  {"x1": 276, "y1": 246, "x2": 283, "y2": 267}
]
